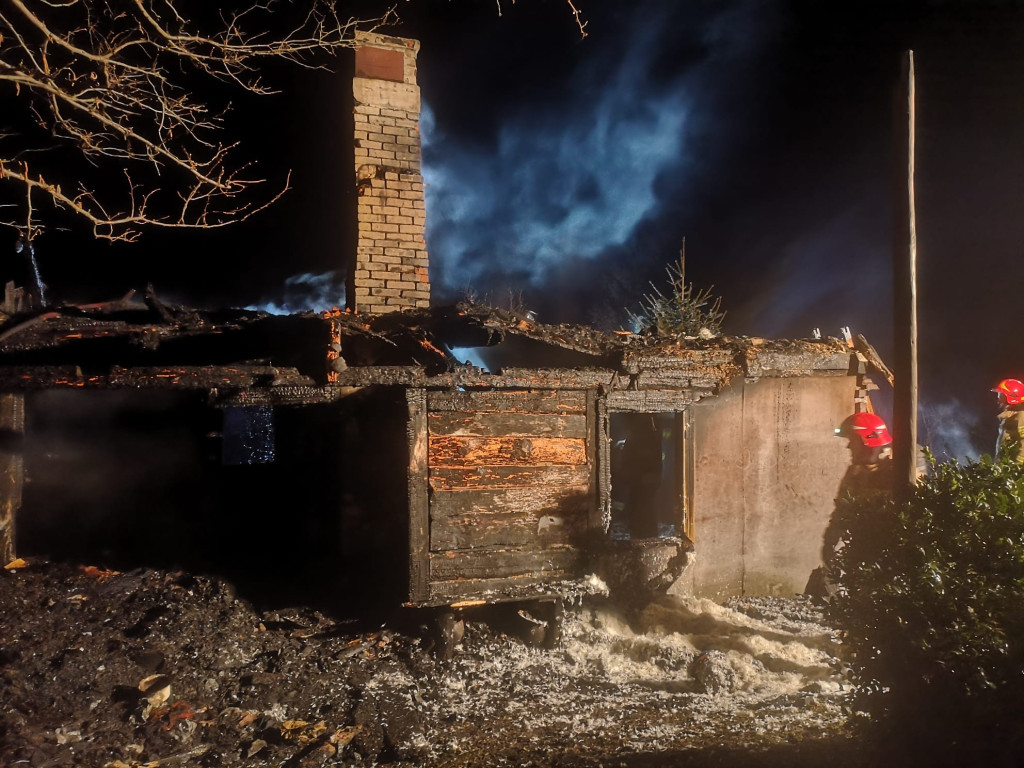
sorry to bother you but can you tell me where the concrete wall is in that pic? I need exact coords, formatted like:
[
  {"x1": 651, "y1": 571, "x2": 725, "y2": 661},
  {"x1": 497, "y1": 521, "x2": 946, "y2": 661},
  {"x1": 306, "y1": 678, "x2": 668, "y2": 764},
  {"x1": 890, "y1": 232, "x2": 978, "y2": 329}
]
[
  {"x1": 682, "y1": 375, "x2": 856, "y2": 600},
  {"x1": 349, "y1": 32, "x2": 430, "y2": 315}
]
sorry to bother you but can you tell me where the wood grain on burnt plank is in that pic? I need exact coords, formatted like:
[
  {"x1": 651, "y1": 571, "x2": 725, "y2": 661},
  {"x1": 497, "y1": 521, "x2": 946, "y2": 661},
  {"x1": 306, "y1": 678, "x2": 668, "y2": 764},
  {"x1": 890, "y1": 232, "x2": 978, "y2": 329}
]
[
  {"x1": 427, "y1": 390, "x2": 586, "y2": 414},
  {"x1": 429, "y1": 507, "x2": 589, "y2": 551},
  {"x1": 430, "y1": 485, "x2": 591, "y2": 519},
  {"x1": 428, "y1": 547, "x2": 582, "y2": 581},
  {"x1": 428, "y1": 464, "x2": 590, "y2": 491},
  {"x1": 429, "y1": 436, "x2": 587, "y2": 467},
  {"x1": 427, "y1": 411, "x2": 586, "y2": 438}
]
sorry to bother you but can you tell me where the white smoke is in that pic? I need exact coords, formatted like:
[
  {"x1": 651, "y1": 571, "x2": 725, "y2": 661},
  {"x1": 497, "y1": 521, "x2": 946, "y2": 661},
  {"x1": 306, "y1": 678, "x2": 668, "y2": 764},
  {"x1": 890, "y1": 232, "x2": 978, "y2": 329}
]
[
  {"x1": 919, "y1": 397, "x2": 983, "y2": 462},
  {"x1": 421, "y1": 1, "x2": 776, "y2": 301},
  {"x1": 244, "y1": 271, "x2": 345, "y2": 315}
]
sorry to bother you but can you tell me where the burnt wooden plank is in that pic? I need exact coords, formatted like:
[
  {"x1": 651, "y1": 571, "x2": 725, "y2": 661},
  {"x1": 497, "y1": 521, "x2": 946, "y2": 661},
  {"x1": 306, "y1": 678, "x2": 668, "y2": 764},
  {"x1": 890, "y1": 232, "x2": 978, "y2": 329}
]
[
  {"x1": 488, "y1": 369, "x2": 614, "y2": 389},
  {"x1": 430, "y1": 485, "x2": 591, "y2": 521},
  {"x1": 429, "y1": 464, "x2": 590, "y2": 491},
  {"x1": 585, "y1": 388, "x2": 604, "y2": 531},
  {"x1": 429, "y1": 508, "x2": 589, "y2": 551},
  {"x1": 745, "y1": 348, "x2": 854, "y2": 377},
  {"x1": 0, "y1": 394, "x2": 23, "y2": 563},
  {"x1": 0, "y1": 366, "x2": 88, "y2": 388},
  {"x1": 108, "y1": 366, "x2": 316, "y2": 389},
  {"x1": 422, "y1": 572, "x2": 583, "y2": 604},
  {"x1": 622, "y1": 349, "x2": 739, "y2": 374},
  {"x1": 633, "y1": 370, "x2": 734, "y2": 390},
  {"x1": 429, "y1": 547, "x2": 581, "y2": 581},
  {"x1": 596, "y1": 392, "x2": 611, "y2": 532},
  {"x1": 427, "y1": 389, "x2": 586, "y2": 414},
  {"x1": 606, "y1": 390, "x2": 695, "y2": 412},
  {"x1": 0, "y1": 365, "x2": 319, "y2": 390},
  {"x1": 209, "y1": 386, "x2": 345, "y2": 408},
  {"x1": 429, "y1": 436, "x2": 586, "y2": 467},
  {"x1": 334, "y1": 367, "x2": 613, "y2": 390},
  {"x1": 427, "y1": 411, "x2": 586, "y2": 438},
  {"x1": 335, "y1": 366, "x2": 427, "y2": 387},
  {"x1": 406, "y1": 388, "x2": 430, "y2": 602},
  {"x1": 854, "y1": 334, "x2": 894, "y2": 386},
  {"x1": 680, "y1": 408, "x2": 695, "y2": 541}
]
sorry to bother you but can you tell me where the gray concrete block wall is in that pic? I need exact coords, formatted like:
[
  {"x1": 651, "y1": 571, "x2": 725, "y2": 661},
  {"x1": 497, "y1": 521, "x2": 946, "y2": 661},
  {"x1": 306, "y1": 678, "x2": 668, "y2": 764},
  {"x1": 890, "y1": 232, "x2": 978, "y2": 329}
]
[
  {"x1": 350, "y1": 33, "x2": 430, "y2": 315},
  {"x1": 682, "y1": 375, "x2": 856, "y2": 600}
]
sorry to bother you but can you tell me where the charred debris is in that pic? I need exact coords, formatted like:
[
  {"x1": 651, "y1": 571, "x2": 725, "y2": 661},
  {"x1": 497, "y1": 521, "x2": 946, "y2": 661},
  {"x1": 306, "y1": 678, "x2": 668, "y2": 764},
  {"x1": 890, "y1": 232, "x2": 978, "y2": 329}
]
[
  {"x1": 0, "y1": 292, "x2": 854, "y2": 402},
  {"x1": 0, "y1": 290, "x2": 873, "y2": 656}
]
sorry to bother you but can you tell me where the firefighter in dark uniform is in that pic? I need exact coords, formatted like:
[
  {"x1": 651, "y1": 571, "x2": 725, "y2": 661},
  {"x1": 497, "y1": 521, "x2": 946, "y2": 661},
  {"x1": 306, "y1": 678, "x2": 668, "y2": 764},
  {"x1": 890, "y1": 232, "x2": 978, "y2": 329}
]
[
  {"x1": 835, "y1": 412, "x2": 894, "y2": 496},
  {"x1": 807, "y1": 412, "x2": 893, "y2": 602},
  {"x1": 993, "y1": 379, "x2": 1024, "y2": 463}
]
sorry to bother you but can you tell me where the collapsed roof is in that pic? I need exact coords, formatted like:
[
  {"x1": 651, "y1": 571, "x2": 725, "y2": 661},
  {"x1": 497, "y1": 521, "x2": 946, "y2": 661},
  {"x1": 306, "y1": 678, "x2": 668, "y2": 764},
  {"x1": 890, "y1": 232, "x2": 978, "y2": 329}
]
[{"x1": 0, "y1": 292, "x2": 859, "y2": 405}]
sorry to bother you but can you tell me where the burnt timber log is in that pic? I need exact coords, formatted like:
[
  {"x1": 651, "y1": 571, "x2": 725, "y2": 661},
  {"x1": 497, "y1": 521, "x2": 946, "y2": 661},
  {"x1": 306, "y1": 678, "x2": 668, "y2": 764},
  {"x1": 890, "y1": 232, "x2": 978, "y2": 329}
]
[
  {"x1": 0, "y1": 365, "x2": 318, "y2": 391},
  {"x1": 0, "y1": 393, "x2": 23, "y2": 563},
  {"x1": 407, "y1": 389, "x2": 430, "y2": 603},
  {"x1": 0, "y1": 304, "x2": 335, "y2": 385}
]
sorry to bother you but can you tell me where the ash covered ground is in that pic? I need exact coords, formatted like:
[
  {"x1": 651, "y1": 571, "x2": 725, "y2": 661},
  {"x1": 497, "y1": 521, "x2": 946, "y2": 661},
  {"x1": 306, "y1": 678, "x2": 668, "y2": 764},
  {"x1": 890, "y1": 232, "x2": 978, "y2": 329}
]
[{"x1": 1, "y1": 560, "x2": 876, "y2": 767}]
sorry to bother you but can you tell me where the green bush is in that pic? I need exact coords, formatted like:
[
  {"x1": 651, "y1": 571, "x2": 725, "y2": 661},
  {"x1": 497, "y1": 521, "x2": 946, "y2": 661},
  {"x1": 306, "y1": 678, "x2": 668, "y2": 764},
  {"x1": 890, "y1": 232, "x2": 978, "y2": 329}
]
[{"x1": 830, "y1": 454, "x2": 1024, "y2": 756}]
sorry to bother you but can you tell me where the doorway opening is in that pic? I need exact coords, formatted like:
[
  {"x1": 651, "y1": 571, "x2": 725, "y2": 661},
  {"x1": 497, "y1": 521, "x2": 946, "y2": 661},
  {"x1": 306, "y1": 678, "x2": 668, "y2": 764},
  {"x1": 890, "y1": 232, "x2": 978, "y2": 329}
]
[{"x1": 609, "y1": 411, "x2": 688, "y2": 540}]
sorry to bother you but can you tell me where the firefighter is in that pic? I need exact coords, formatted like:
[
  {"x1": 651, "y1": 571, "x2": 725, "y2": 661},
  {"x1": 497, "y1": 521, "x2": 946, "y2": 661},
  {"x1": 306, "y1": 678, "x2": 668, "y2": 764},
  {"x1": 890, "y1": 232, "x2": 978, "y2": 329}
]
[
  {"x1": 835, "y1": 411, "x2": 894, "y2": 494},
  {"x1": 807, "y1": 412, "x2": 894, "y2": 603},
  {"x1": 993, "y1": 379, "x2": 1024, "y2": 463}
]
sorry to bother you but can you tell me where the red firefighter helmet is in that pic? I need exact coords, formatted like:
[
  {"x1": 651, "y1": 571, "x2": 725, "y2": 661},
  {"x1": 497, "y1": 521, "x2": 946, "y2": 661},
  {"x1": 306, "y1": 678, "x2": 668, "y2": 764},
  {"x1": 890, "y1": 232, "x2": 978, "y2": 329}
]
[
  {"x1": 993, "y1": 379, "x2": 1024, "y2": 406},
  {"x1": 837, "y1": 412, "x2": 893, "y2": 448}
]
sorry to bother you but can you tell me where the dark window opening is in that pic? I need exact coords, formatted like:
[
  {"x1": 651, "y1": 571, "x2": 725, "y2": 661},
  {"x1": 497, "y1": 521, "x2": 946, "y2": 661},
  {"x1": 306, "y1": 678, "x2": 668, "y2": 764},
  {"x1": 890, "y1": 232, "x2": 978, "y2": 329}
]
[{"x1": 609, "y1": 412, "x2": 682, "y2": 540}]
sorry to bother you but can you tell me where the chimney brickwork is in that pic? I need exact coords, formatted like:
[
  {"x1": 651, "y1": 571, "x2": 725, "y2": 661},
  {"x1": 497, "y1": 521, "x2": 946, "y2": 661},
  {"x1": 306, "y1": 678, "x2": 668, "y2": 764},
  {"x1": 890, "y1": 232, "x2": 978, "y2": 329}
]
[{"x1": 349, "y1": 32, "x2": 430, "y2": 315}]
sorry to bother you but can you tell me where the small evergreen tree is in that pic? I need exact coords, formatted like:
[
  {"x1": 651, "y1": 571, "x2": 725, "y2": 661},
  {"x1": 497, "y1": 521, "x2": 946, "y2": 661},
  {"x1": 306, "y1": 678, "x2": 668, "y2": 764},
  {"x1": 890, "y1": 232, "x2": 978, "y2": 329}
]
[{"x1": 626, "y1": 240, "x2": 725, "y2": 338}]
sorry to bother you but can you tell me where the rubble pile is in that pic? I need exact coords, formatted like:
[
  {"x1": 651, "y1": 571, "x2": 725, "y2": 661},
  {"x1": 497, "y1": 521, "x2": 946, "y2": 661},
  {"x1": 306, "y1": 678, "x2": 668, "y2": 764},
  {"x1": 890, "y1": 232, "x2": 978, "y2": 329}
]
[{"x1": 1, "y1": 560, "x2": 872, "y2": 767}]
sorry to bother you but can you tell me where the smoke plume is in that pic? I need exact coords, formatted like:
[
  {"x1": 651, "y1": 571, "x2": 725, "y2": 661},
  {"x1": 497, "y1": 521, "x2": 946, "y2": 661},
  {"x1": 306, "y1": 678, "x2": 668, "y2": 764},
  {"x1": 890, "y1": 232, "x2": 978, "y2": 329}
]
[
  {"x1": 420, "y1": 1, "x2": 777, "y2": 322},
  {"x1": 245, "y1": 271, "x2": 346, "y2": 315}
]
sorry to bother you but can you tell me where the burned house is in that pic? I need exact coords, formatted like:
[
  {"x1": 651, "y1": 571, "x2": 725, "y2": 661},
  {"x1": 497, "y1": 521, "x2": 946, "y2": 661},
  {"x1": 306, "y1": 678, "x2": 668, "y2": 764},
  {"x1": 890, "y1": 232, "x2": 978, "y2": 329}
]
[{"x1": 0, "y1": 33, "x2": 874, "y2": 623}]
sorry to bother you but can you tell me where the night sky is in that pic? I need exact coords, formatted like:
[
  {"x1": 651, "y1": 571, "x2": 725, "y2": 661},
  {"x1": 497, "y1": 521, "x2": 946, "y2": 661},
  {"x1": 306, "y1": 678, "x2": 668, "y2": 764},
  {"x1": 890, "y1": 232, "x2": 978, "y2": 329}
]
[{"x1": 15, "y1": 0, "x2": 1024, "y2": 459}]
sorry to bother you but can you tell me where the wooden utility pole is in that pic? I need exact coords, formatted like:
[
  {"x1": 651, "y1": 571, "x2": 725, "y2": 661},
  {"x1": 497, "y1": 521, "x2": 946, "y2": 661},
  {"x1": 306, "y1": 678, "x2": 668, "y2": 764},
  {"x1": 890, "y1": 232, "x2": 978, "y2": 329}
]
[{"x1": 893, "y1": 50, "x2": 919, "y2": 494}]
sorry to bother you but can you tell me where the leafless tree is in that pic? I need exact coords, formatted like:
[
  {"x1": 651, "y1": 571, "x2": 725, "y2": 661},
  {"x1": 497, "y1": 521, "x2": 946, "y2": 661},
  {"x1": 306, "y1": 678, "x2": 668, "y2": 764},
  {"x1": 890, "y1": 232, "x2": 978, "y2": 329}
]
[
  {"x1": 0, "y1": 0, "x2": 395, "y2": 244},
  {"x1": 0, "y1": 0, "x2": 587, "y2": 250}
]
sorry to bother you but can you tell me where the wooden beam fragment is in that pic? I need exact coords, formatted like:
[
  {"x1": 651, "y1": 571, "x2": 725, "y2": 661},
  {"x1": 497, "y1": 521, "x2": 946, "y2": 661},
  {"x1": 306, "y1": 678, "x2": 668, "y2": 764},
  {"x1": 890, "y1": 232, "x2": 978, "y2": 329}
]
[
  {"x1": 0, "y1": 394, "x2": 24, "y2": 564},
  {"x1": 406, "y1": 388, "x2": 430, "y2": 603}
]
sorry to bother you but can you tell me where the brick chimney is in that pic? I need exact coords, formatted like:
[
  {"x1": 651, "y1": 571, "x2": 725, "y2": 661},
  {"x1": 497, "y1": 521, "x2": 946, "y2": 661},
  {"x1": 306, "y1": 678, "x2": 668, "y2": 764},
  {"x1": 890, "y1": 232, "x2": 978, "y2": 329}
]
[{"x1": 348, "y1": 32, "x2": 430, "y2": 315}]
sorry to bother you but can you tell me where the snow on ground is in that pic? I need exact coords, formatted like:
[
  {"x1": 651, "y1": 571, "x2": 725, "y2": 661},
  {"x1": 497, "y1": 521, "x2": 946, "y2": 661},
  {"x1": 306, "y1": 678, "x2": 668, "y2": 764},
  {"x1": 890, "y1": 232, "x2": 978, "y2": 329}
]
[{"x1": 413, "y1": 592, "x2": 852, "y2": 764}]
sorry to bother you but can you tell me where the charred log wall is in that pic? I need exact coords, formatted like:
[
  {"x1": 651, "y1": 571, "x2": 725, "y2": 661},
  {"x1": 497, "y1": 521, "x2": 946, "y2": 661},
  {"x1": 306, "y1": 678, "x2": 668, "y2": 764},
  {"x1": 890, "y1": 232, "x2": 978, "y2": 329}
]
[{"x1": 419, "y1": 389, "x2": 596, "y2": 603}]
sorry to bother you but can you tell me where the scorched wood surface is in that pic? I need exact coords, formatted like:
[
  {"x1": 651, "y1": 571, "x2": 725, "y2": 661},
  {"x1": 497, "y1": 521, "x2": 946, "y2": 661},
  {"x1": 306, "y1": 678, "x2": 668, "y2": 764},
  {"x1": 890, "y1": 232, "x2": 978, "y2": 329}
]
[{"x1": 426, "y1": 390, "x2": 596, "y2": 569}]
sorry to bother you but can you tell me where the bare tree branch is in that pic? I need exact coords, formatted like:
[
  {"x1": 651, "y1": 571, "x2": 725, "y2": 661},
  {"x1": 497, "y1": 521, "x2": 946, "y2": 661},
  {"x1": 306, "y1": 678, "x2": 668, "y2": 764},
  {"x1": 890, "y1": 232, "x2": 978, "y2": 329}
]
[
  {"x1": 0, "y1": 0, "x2": 396, "y2": 243},
  {"x1": 0, "y1": 0, "x2": 587, "y2": 246},
  {"x1": 494, "y1": 0, "x2": 588, "y2": 37}
]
